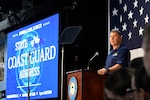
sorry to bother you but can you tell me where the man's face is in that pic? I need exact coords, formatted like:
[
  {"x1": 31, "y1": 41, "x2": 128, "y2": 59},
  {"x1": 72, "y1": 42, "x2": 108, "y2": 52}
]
[
  {"x1": 110, "y1": 32, "x2": 122, "y2": 47},
  {"x1": 142, "y1": 37, "x2": 150, "y2": 77}
]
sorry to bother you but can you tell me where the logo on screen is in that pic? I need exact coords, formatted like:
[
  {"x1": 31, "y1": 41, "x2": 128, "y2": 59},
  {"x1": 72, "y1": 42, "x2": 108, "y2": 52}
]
[{"x1": 15, "y1": 31, "x2": 43, "y2": 93}]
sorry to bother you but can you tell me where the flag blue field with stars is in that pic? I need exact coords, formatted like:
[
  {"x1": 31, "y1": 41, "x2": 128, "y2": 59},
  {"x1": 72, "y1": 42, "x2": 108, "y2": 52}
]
[{"x1": 110, "y1": 0, "x2": 150, "y2": 50}]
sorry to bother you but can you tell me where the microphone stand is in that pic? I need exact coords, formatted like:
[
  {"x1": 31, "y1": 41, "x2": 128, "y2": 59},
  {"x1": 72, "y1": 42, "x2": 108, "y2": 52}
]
[
  {"x1": 28, "y1": 54, "x2": 30, "y2": 100},
  {"x1": 87, "y1": 60, "x2": 91, "y2": 70},
  {"x1": 86, "y1": 52, "x2": 99, "y2": 70}
]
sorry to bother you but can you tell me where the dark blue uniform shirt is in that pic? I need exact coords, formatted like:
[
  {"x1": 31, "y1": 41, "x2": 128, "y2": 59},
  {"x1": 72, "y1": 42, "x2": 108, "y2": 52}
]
[{"x1": 104, "y1": 44, "x2": 130, "y2": 69}]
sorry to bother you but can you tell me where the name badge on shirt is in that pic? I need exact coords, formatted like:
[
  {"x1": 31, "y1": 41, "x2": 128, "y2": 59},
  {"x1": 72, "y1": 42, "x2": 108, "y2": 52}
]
[{"x1": 113, "y1": 52, "x2": 118, "y2": 56}]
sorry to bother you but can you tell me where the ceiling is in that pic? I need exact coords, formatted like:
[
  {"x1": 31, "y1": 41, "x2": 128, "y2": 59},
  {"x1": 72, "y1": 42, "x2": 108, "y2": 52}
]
[
  {"x1": 0, "y1": 0, "x2": 44, "y2": 22},
  {"x1": 0, "y1": 0, "x2": 62, "y2": 34}
]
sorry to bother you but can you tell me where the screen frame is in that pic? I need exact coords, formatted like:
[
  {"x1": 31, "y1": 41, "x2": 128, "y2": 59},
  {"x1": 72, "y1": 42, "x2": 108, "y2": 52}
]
[{"x1": 6, "y1": 12, "x2": 60, "y2": 100}]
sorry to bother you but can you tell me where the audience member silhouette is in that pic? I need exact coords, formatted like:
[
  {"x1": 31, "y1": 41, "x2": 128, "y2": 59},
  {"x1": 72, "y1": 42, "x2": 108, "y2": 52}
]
[
  {"x1": 142, "y1": 23, "x2": 150, "y2": 78},
  {"x1": 130, "y1": 66, "x2": 150, "y2": 100},
  {"x1": 104, "y1": 68, "x2": 133, "y2": 100},
  {"x1": 128, "y1": 57, "x2": 144, "y2": 71}
]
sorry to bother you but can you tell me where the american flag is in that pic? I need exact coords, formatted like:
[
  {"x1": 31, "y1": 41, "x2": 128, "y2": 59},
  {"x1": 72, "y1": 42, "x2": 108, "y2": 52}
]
[{"x1": 110, "y1": 0, "x2": 150, "y2": 50}]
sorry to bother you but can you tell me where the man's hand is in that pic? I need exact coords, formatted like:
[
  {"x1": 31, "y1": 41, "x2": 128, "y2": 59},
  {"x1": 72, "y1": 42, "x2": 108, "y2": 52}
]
[{"x1": 97, "y1": 68, "x2": 108, "y2": 75}]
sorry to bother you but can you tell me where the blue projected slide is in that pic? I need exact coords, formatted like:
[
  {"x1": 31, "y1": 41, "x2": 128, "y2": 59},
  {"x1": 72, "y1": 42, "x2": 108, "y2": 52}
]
[{"x1": 6, "y1": 13, "x2": 59, "y2": 100}]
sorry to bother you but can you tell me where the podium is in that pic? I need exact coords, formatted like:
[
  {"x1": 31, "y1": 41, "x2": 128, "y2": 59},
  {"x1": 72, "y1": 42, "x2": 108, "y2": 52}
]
[{"x1": 66, "y1": 69, "x2": 108, "y2": 100}]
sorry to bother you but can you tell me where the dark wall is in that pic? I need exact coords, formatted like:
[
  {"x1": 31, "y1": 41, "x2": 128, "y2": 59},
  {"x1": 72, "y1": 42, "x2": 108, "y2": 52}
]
[
  {"x1": 60, "y1": 0, "x2": 108, "y2": 71},
  {"x1": 0, "y1": 0, "x2": 108, "y2": 99}
]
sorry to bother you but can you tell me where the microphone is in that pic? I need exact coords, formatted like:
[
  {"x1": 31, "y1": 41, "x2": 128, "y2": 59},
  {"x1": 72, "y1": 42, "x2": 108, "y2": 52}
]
[
  {"x1": 87, "y1": 52, "x2": 99, "y2": 70},
  {"x1": 89, "y1": 52, "x2": 99, "y2": 62}
]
